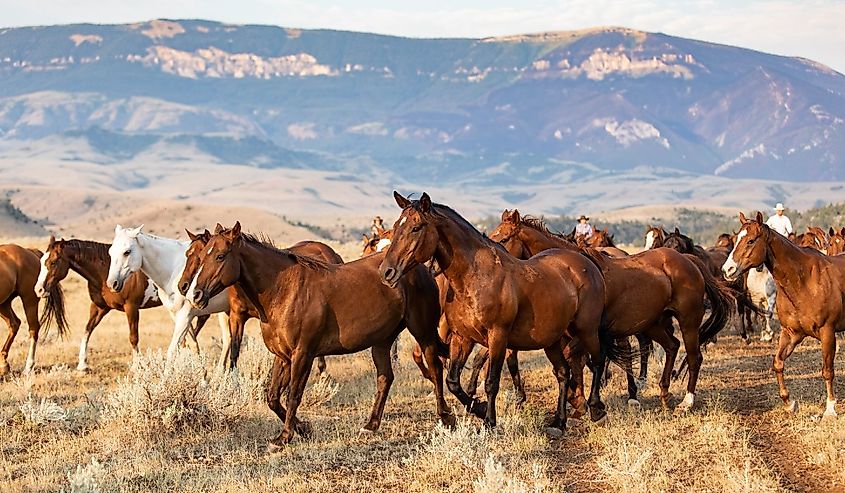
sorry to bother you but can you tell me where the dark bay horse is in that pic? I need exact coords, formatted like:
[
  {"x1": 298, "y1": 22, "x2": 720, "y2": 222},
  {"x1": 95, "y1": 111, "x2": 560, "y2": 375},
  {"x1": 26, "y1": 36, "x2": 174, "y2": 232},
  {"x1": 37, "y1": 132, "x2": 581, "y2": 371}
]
[
  {"x1": 379, "y1": 192, "x2": 615, "y2": 429},
  {"x1": 188, "y1": 223, "x2": 453, "y2": 450},
  {"x1": 723, "y1": 212, "x2": 845, "y2": 417},
  {"x1": 0, "y1": 244, "x2": 67, "y2": 374},
  {"x1": 177, "y1": 227, "x2": 343, "y2": 372},
  {"x1": 490, "y1": 210, "x2": 734, "y2": 411},
  {"x1": 35, "y1": 237, "x2": 168, "y2": 371}
]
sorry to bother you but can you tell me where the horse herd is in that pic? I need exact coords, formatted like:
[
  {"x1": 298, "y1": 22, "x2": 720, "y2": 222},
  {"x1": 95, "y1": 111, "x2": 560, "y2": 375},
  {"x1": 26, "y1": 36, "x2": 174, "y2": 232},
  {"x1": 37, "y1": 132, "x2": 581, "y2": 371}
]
[{"x1": 1, "y1": 192, "x2": 844, "y2": 451}]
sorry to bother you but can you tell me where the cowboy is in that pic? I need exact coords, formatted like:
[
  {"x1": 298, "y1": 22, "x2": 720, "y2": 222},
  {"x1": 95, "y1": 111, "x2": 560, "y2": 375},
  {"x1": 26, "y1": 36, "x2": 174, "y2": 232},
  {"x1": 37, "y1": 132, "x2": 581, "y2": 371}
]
[
  {"x1": 575, "y1": 215, "x2": 594, "y2": 239},
  {"x1": 371, "y1": 216, "x2": 385, "y2": 237},
  {"x1": 766, "y1": 203, "x2": 793, "y2": 237}
]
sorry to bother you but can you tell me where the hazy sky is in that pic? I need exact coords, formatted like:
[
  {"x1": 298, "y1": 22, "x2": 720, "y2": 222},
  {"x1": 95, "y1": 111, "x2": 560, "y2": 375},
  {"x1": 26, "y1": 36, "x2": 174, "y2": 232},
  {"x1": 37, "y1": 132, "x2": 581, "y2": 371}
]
[{"x1": 4, "y1": 0, "x2": 844, "y2": 73}]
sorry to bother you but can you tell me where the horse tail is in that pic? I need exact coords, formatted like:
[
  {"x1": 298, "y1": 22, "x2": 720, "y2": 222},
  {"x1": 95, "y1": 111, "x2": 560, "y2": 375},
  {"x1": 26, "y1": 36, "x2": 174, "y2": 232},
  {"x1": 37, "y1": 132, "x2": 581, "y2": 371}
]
[
  {"x1": 598, "y1": 314, "x2": 640, "y2": 373},
  {"x1": 674, "y1": 254, "x2": 736, "y2": 378},
  {"x1": 39, "y1": 283, "x2": 69, "y2": 339}
]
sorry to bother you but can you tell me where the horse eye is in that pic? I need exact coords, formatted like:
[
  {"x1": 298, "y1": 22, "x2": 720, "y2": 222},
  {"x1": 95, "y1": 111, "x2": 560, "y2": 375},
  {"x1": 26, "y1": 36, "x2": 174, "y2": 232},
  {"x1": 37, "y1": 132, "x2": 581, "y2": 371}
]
[
  {"x1": 411, "y1": 225, "x2": 423, "y2": 233},
  {"x1": 216, "y1": 253, "x2": 226, "y2": 261},
  {"x1": 123, "y1": 250, "x2": 131, "y2": 257},
  {"x1": 747, "y1": 239, "x2": 755, "y2": 245}
]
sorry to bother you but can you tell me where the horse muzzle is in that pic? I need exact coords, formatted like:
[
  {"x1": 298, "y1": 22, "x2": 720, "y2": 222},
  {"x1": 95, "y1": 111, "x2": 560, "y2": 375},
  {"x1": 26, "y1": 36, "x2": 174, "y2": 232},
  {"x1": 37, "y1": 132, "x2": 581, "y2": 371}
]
[
  {"x1": 108, "y1": 277, "x2": 125, "y2": 293},
  {"x1": 378, "y1": 263, "x2": 401, "y2": 288},
  {"x1": 190, "y1": 289, "x2": 209, "y2": 310}
]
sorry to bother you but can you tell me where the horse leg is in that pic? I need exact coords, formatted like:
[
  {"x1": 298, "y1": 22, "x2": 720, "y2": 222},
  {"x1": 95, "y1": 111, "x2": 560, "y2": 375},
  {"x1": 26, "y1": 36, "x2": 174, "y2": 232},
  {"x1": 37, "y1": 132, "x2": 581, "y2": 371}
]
[
  {"x1": 482, "y1": 329, "x2": 508, "y2": 428},
  {"x1": 562, "y1": 340, "x2": 588, "y2": 419},
  {"x1": 643, "y1": 319, "x2": 680, "y2": 410},
  {"x1": 0, "y1": 300, "x2": 21, "y2": 374},
  {"x1": 215, "y1": 312, "x2": 230, "y2": 369},
  {"x1": 821, "y1": 328, "x2": 838, "y2": 419},
  {"x1": 619, "y1": 336, "x2": 641, "y2": 408},
  {"x1": 505, "y1": 350, "x2": 526, "y2": 406},
  {"x1": 675, "y1": 314, "x2": 704, "y2": 413},
  {"x1": 418, "y1": 331, "x2": 455, "y2": 427},
  {"x1": 467, "y1": 346, "x2": 488, "y2": 399},
  {"x1": 167, "y1": 307, "x2": 195, "y2": 359},
  {"x1": 361, "y1": 342, "x2": 395, "y2": 432},
  {"x1": 635, "y1": 333, "x2": 651, "y2": 388},
  {"x1": 773, "y1": 328, "x2": 805, "y2": 413},
  {"x1": 78, "y1": 304, "x2": 109, "y2": 371},
  {"x1": 544, "y1": 343, "x2": 570, "y2": 430},
  {"x1": 411, "y1": 343, "x2": 434, "y2": 383},
  {"x1": 126, "y1": 303, "x2": 140, "y2": 352},
  {"x1": 390, "y1": 338, "x2": 399, "y2": 365},
  {"x1": 228, "y1": 309, "x2": 245, "y2": 371},
  {"x1": 277, "y1": 349, "x2": 315, "y2": 447},
  {"x1": 446, "y1": 333, "x2": 485, "y2": 419},
  {"x1": 22, "y1": 293, "x2": 40, "y2": 374}
]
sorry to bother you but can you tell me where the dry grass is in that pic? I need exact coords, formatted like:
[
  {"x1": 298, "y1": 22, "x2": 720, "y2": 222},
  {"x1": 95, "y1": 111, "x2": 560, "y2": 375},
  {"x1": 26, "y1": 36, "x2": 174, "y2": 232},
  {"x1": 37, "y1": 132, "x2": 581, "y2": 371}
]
[{"x1": 1, "y1": 263, "x2": 845, "y2": 492}]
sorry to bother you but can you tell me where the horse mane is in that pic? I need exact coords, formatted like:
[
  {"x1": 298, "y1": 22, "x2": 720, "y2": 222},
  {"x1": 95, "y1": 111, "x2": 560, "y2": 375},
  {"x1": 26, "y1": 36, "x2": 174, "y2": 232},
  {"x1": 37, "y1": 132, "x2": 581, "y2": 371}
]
[
  {"x1": 427, "y1": 203, "x2": 509, "y2": 254},
  {"x1": 60, "y1": 239, "x2": 111, "y2": 262},
  {"x1": 520, "y1": 216, "x2": 573, "y2": 243},
  {"x1": 239, "y1": 232, "x2": 329, "y2": 271}
]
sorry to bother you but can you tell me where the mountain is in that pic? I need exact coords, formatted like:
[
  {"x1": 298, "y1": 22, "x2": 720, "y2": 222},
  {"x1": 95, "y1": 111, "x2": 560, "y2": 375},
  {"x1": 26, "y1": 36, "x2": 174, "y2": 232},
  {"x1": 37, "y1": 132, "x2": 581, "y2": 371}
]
[{"x1": 0, "y1": 19, "x2": 843, "y2": 219}]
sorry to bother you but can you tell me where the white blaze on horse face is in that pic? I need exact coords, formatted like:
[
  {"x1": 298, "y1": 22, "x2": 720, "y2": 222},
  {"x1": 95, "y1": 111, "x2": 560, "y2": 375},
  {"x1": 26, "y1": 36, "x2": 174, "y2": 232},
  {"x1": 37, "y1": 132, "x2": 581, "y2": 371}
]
[
  {"x1": 34, "y1": 251, "x2": 49, "y2": 298},
  {"x1": 187, "y1": 265, "x2": 203, "y2": 304},
  {"x1": 722, "y1": 229, "x2": 747, "y2": 278},
  {"x1": 375, "y1": 238, "x2": 391, "y2": 252},
  {"x1": 645, "y1": 231, "x2": 654, "y2": 250},
  {"x1": 399, "y1": 216, "x2": 407, "y2": 227}
]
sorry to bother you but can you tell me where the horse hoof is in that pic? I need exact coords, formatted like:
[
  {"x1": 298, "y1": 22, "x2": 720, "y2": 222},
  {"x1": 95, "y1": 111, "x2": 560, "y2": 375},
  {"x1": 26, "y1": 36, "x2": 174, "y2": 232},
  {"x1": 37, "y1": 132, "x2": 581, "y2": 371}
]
[
  {"x1": 266, "y1": 442, "x2": 284, "y2": 455},
  {"x1": 627, "y1": 399, "x2": 641, "y2": 411},
  {"x1": 469, "y1": 400, "x2": 488, "y2": 419},
  {"x1": 822, "y1": 411, "x2": 838, "y2": 421},
  {"x1": 545, "y1": 427, "x2": 563, "y2": 439},
  {"x1": 358, "y1": 427, "x2": 375, "y2": 436},
  {"x1": 785, "y1": 400, "x2": 799, "y2": 414}
]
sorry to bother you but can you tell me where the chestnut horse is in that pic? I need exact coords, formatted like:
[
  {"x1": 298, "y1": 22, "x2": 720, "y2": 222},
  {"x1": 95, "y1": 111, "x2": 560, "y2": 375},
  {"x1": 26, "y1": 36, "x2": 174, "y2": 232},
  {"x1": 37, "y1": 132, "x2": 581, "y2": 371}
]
[
  {"x1": 188, "y1": 223, "x2": 453, "y2": 450},
  {"x1": 35, "y1": 237, "x2": 170, "y2": 371},
  {"x1": 794, "y1": 226, "x2": 827, "y2": 253},
  {"x1": 723, "y1": 212, "x2": 845, "y2": 417},
  {"x1": 490, "y1": 210, "x2": 734, "y2": 411},
  {"x1": 0, "y1": 244, "x2": 67, "y2": 374},
  {"x1": 829, "y1": 227, "x2": 845, "y2": 255},
  {"x1": 644, "y1": 226, "x2": 666, "y2": 250},
  {"x1": 380, "y1": 192, "x2": 615, "y2": 429},
  {"x1": 177, "y1": 227, "x2": 343, "y2": 372},
  {"x1": 588, "y1": 228, "x2": 615, "y2": 248}
]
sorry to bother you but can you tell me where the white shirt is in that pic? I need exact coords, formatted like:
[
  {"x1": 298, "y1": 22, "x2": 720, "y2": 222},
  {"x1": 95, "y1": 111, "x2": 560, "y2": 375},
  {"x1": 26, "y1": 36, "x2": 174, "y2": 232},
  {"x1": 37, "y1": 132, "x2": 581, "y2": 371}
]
[{"x1": 766, "y1": 214, "x2": 793, "y2": 236}]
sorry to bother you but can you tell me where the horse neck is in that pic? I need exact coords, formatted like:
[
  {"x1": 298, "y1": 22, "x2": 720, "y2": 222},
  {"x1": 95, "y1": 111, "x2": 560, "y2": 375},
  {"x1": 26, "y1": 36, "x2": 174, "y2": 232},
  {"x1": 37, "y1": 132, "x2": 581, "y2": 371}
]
[
  {"x1": 431, "y1": 211, "x2": 502, "y2": 293},
  {"x1": 65, "y1": 241, "x2": 109, "y2": 286},
  {"x1": 765, "y1": 229, "x2": 817, "y2": 295},
  {"x1": 235, "y1": 241, "x2": 300, "y2": 313},
  {"x1": 520, "y1": 226, "x2": 576, "y2": 257},
  {"x1": 136, "y1": 233, "x2": 188, "y2": 291}
]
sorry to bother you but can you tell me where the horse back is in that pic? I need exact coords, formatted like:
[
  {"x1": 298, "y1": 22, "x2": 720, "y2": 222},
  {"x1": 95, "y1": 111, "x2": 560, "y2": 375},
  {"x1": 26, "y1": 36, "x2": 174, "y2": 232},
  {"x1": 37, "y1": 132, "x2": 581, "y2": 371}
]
[
  {"x1": 0, "y1": 244, "x2": 40, "y2": 296},
  {"x1": 289, "y1": 240, "x2": 344, "y2": 265}
]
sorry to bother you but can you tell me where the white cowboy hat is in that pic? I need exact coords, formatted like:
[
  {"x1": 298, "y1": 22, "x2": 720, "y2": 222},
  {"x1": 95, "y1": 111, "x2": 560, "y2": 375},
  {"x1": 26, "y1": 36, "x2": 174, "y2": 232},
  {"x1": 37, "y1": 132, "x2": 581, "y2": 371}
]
[{"x1": 774, "y1": 203, "x2": 785, "y2": 211}]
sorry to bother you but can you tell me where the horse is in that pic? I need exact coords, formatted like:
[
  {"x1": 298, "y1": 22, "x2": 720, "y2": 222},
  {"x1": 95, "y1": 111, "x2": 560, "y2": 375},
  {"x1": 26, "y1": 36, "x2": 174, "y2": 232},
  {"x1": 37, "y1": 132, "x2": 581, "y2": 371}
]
[
  {"x1": 745, "y1": 266, "x2": 779, "y2": 342},
  {"x1": 188, "y1": 222, "x2": 453, "y2": 450},
  {"x1": 714, "y1": 233, "x2": 735, "y2": 250},
  {"x1": 362, "y1": 230, "x2": 393, "y2": 257},
  {"x1": 794, "y1": 226, "x2": 827, "y2": 253},
  {"x1": 829, "y1": 227, "x2": 845, "y2": 255},
  {"x1": 588, "y1": 228, "x2": 615, "y2": 248},
  {"x1": 0, "y1": 244, "x2": 67, "y2": 374},
  {"x1": 644, "y1": 225, "x2": 666, "y2": 250},
  {"x1": 379, "y1": 192, "x2": 617, "y2": 429},
  {"x1": 723, "y1": 211, "x2": 845, "y2": 417},
  {"x1": 490, "y1": 210, "x2": 734, "y2": 412},
  {"x1": 34, "y1": 236, "x2": 175, "y2": 371},
  {"x1": 177, "y1": 227, "x2": 343, "y2": 372},
  {"x1": 106, "y1": 225, "x2": 230, "y2": 364}
]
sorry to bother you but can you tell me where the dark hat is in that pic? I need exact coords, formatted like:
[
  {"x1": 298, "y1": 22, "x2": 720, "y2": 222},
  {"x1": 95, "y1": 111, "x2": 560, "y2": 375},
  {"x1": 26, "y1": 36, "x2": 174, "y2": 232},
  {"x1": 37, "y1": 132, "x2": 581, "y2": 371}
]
[{"x1": 577, "y1": 215, "x2": 590, "y2": 221}]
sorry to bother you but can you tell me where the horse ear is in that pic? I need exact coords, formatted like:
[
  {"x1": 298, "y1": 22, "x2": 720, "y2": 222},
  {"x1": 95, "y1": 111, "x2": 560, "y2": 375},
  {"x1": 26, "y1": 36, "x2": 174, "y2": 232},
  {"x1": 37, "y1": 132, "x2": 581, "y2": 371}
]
[
  {"x1": 755, "y1": 211, "x2": 764, "y2": 224},
  {"x1": 830, "y1": 227, "x2": 835, "y2": 236},
  {"x1": 393, "y1": 191, "x2": 412, "y2": 209},
  {"x1": 203, "y1": 229, "x2": 211, "y2": 239},
  {"x1": 674, "y1": 227, "x2": 680, "y2": 235},
  {"x1": 230, "y1": 221, "x2": 242, "y2": 238},
  {"x1": 738, "y1": 212, "x2": 747, "y2": 224},
  {"x1": 128, "y1": 225, "x2": 143, "y2": 237},
  {"x1": 214, "y1": 223, "x2": 224, "y2": 234},
  {"x1": 186, "y1": 229, "x2": 198, "y2": 241},
  {"x1": 647, "y1": 224, "x2": 652, "y2": 230},
  {"x1": 419, "y1": 192, "x2": 432, "y2": 212},
  {"x1": 48, "y1": 235, "x2": 56, "y2": 245},
  {"x1": 510, "y1": 209, "x2": 521, "y2": 223},
  {"x1": 501, "y1": 209, "x2": 510, "y2": 222},
  {"x1": 115, "y1": 224, "x2": 123, "y2": 235},
  {"x1": 840, "y1": 227, "x2": 845, "y2": 236}
]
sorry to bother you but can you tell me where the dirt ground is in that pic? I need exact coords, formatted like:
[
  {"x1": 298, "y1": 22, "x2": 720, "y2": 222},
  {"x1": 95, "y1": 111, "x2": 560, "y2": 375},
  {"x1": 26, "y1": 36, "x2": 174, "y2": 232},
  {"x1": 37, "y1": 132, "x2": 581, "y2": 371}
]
[{"x1": 1, "y1": 257, "x2": 845, "y2": 492}]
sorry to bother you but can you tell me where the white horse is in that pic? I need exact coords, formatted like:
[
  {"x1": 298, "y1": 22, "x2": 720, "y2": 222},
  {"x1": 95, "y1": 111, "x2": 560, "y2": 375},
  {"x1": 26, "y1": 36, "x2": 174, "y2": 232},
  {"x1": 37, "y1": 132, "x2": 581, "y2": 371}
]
[
  {"x1": 106, "y1": 225, "x2": 230, "y2": 363},
  {"x1": 746, "y1": 266, "x2": 779, "y2": 342}
]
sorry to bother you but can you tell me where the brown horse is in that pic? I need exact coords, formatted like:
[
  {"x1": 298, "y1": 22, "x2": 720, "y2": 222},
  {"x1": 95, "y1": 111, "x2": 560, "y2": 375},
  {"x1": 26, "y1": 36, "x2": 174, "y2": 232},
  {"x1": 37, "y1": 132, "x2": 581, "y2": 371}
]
[
  {"x1": 380, "y1": 192, "x2": 615, "y2": 429},
  {"x1": 188, "y1": 223, "x2": 452, "y2": 449},
  {"x1": 723, "y1": 212, "x2": 845, "y2": 417},
  {"x1": 490, "y1": 210, "x2": 734, "y2": 411},
  {"x1": 177, "y1": 227, "x2": 343, "y2": 372},
  {"x1": 644, "y1": 225, "x2": 666, "y2": 249},
  {"x1": 794, "y1": 226, "x2": 827, "y2": 252},
  {"x1": 362, "y1": 230, "x2": 393, "y2": 257},
  {"x1": 714, "y1": 233, "x2": 735, "y2": 250},
  {"x1": 829, "y1": 227, "x2": 845, "y2": 255},
  {"x1": 35, "y1": 237, "x2": 169, "y2": 371},
  {"x1": 0, "y1": 244, "x2": 68, "y2": 374},
  {"x1": 588, "y1": 228, "x2": 615, "y2": 248},
  {"x1": 663, "y1": 227, "x2": 723, "y2": 277}
]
